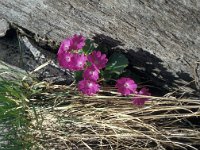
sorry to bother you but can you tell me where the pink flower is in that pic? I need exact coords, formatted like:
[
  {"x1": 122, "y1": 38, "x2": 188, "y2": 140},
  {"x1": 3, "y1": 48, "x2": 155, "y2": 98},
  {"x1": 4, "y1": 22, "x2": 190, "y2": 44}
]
[
  {"x1": 78, "y1": 80, "x2": 100, "y2": 95},
  {"x1": 58, "y1": 34, "x2": 85, "y2": 53},
  {"x1": 115, "y1": 77, "x2": 137, "y2": 96},
  {"x1": 58, "y1": 38, "x2": 71, "y2": 53},
  {"x1": 88, "y1": 51, "x2": 108, "y2": 69},
  {"x1": 132, "y1": 87, "x2": 151, "y2": 106},
  {"x1": 57, "y1": 51, "x2": 73, "y2": 69},
  {"x1": 69, "y1": 34, "x2": 86, "y2": 50},
  {"x1": 70, "y1": 53, "x2": 87, "y2": 71},
  {"x1": 83, "y1": 65, "x2": 99, "y2": 81}
]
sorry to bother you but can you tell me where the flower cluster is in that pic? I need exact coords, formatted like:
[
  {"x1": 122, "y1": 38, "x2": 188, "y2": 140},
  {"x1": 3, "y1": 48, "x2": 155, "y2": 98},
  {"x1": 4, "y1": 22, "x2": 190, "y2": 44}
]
[
  {"x1": 132, "y1": 87, "x2": 151, "y2": 106},
  {"x1": 115, "y1": 77, "x2": 151, "y2": 106},
  {"x1": 57, "y1": 34, "x2": 151, "y2": 106},
  {"x1": 57, "y1": 34, "x2": 87, "y2": 71},
  {"x1": 57, "y1": 34, "x2": 108, "y2": 96},
  {"x1": 78, "y1": 50, "x2": 108, "y2": 95}
]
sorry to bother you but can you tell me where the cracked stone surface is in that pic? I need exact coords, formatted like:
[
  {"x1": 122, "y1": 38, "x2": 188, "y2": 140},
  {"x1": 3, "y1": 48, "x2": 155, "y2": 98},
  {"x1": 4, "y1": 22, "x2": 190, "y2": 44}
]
[
  {"x1": 0, "y1": 29, "x2": 73, "y2": 84},
  {"x1": 0, "y1": 0, "x2": 199, "y2": 94}
]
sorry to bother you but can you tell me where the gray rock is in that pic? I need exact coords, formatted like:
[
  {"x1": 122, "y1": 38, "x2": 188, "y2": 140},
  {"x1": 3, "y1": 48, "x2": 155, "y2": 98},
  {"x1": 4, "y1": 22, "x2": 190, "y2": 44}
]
[
  {"x1": 0, "y1": 18, "x2": 9, "y2": 37},
  {"x1": 0, "y1": 60, "x2": 27, "y2": 81},
  {"x1": 0, "y1": 29, "x2": 73, "y2": 85},
  {"x1": 0, "y1": 0, "x2": 200, "y2": 94}
]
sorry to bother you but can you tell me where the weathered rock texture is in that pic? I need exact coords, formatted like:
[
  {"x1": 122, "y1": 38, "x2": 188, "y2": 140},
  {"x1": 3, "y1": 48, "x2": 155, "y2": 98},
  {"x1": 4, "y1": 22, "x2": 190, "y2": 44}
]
[
  {"x1": 0, "y1": 0, "x2": 200, "y2": 94},
  {"x1": 0, "y1": 29, "x2": 73, "y2": 84},
  {"x1": 0, "y1": 18, "x2": 9, "y2": 37}
]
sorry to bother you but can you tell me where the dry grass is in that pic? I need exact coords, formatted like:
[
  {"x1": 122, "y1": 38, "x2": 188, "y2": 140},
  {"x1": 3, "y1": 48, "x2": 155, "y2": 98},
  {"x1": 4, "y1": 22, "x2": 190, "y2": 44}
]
[{"x1": 27, "y1": 83, "x2": 200, "y2": 150}]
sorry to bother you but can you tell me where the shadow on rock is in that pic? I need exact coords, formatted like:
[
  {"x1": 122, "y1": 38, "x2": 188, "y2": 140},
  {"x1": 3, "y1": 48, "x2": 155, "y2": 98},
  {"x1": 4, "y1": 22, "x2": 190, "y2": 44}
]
[{"x1": 93, "y1": 34, "x2": 198, "y2": 96}]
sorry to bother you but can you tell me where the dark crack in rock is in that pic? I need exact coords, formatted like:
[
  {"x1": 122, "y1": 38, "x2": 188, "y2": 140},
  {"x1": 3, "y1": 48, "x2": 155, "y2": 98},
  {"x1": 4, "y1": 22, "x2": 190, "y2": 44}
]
[{"x1": 0, "y1": 28, "x2": 73, "y2": 85}]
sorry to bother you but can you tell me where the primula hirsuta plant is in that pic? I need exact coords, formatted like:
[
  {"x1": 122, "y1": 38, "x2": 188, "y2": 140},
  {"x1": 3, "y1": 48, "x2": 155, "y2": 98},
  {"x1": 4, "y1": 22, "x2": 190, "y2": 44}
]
[{"x1": 57, "y1": 34, "x2": 151, "y2": 106}]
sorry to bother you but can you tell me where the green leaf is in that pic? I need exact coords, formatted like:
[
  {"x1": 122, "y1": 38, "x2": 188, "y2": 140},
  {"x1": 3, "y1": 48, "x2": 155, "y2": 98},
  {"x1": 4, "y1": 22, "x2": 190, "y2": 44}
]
[
  {"x1": 101, "y1": 53, "x2": 129, "y2": 82},
  {"x1": 105, "y1": 52, "x2": 128, "y2": 75},
  {"x1": 101, "y1": 70, "x2": 118, "y2": 80},
  {"x1": 74, "y1": 71, "x2": 83, "y2": 82},
  {"x1": 82, "y1": 39, "x2": 95, "y2": 55},
  {"x1": 96, "y1": 45, "x2": 109, "y2": 54}
]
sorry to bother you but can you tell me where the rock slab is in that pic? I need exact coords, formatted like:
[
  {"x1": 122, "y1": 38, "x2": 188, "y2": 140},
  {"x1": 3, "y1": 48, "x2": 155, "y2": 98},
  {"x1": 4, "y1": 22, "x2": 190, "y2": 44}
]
[{"x1": 0, "y1": 0, "x2": 200, "y2": 94}]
